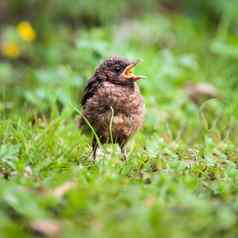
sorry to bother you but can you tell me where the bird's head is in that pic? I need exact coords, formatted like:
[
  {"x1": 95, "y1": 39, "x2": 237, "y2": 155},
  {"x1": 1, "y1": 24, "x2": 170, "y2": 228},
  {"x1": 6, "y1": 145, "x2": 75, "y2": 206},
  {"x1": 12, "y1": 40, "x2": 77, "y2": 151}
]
[{"x1": 96, "y1": 56, "x2": 144, "y2": 84}]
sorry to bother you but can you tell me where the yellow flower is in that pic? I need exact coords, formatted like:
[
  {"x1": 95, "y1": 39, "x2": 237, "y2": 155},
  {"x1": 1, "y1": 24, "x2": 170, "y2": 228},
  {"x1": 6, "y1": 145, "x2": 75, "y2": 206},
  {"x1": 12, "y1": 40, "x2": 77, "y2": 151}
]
[
  {"x1": 1, "y1": 42, "x2": 21, "y2": 58},
  {"x1": 17, "y1": 21, "x2": 36, "y2": 42}
]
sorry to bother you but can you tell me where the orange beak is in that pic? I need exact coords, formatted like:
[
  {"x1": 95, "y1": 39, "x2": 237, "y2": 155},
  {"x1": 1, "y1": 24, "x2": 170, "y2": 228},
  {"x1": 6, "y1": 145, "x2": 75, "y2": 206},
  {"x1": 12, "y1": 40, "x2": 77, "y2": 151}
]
[{"x1": 121, "y1": 61, "x2": 145, "y2": 81}]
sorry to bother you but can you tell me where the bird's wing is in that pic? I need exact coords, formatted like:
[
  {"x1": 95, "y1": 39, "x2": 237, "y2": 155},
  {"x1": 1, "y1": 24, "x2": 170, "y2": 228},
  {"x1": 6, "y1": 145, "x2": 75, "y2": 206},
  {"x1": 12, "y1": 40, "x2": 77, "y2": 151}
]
[{"x1": 81, "y1": 75, "x2": 103, "y2": 106}]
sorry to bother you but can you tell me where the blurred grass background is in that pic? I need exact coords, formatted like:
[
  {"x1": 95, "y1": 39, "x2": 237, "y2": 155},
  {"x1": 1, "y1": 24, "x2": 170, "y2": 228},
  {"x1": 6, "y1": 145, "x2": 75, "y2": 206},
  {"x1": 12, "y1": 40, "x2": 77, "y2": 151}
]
[{"x1": 1, "y1": 0, "x2": 238, "y2": 237}]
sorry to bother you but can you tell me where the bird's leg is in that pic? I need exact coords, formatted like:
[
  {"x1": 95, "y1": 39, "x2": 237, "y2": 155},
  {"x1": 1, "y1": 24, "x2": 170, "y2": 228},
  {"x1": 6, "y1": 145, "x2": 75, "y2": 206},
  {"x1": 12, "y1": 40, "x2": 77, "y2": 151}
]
[
  {"x1": 119, "y1": 142, "x2": 128, "y2": 161},
  {"x1": 91, "y1": 137, "x2": 98, "y2": 161}
]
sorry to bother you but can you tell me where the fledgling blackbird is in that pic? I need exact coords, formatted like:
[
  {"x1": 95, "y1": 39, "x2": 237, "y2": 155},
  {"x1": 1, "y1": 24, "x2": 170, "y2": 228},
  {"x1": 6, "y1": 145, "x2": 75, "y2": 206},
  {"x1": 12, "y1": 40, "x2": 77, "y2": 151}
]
[{"x1": 79, "y1": 56, "x2": 145, "y2": 160}]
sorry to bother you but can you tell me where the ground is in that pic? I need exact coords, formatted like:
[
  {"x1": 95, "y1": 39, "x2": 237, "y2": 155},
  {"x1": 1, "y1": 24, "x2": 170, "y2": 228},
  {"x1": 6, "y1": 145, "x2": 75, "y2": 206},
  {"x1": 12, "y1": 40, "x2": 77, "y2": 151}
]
[{"x1": 1, "y1": 11, "x2": 238, "y2": 238}]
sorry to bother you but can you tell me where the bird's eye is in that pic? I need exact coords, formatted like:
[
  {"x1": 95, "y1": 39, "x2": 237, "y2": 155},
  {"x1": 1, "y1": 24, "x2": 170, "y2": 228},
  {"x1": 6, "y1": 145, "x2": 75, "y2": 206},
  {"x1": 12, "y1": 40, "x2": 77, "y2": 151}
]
[{"x1": 114, "y1": 66, "x2": 121, "y2": 73}]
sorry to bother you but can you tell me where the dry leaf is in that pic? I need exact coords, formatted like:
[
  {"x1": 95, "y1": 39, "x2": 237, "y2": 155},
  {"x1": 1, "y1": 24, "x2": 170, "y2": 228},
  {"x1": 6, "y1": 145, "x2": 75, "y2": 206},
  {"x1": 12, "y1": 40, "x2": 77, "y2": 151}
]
[
  {"x1": 30, "y1": 219, "x2": 61, "y2": 237},
  {"x1": 144, "y1": 196, "x2": 157, "y2": 208},
  {"x1": 51, "y1": 181, "x2": 76, "y2": 199},
  {"x1": 184, "y1": 82, "x2": 220, "y2": 104},
  {"x1": 24, "y1": 166, "x2": 32, "y2": 177}
]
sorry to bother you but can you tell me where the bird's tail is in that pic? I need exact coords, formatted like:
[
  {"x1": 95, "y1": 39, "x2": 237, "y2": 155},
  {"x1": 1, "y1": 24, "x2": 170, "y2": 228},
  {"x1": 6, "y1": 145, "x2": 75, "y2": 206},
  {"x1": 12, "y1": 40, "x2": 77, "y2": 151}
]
[
  {"x1": 76, "y1": 116, "x2": 84, "y2": 128},
  {"x1": 76, "y1": 116, "x2": 92, "y2": 135}
]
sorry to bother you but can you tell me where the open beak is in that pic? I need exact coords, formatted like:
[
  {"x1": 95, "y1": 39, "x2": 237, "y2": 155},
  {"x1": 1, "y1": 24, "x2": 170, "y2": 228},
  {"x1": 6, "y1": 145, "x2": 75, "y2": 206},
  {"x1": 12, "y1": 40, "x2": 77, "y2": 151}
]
[{"x1": 121, "y1": 61, "x2": 145, "y2": 81}]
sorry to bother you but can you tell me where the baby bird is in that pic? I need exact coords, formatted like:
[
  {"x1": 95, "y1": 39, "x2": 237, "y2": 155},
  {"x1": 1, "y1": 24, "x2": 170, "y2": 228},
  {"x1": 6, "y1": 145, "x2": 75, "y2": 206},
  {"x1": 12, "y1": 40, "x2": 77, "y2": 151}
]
[{"x1": 79, "y1": 56, "x2": 145, "y2": 160}]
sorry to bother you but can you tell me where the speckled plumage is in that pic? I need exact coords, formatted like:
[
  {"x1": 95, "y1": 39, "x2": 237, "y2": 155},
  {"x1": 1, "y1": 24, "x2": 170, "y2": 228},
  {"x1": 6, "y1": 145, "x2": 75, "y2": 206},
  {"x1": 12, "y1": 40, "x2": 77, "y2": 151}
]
[{"x1": 79, "y1": 56, "x2": 145, "y2": 160}]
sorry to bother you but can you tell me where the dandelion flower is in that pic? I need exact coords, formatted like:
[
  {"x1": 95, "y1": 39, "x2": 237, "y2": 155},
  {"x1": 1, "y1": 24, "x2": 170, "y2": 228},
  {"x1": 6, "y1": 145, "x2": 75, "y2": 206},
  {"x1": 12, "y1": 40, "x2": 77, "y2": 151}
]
[
  {"x1": 17, "y1": 21, "x2": 36, "y2": 42},
  {"x1": 1, "y1": 42, "x2": 21, "y2": 58}
]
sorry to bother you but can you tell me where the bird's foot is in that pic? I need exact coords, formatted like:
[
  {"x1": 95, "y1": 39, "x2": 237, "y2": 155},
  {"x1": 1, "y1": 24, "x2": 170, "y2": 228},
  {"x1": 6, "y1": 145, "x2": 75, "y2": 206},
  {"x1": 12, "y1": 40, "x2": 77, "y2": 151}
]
[{"x1": 120, "y1": 146, "x2": 128, "y2": 161}]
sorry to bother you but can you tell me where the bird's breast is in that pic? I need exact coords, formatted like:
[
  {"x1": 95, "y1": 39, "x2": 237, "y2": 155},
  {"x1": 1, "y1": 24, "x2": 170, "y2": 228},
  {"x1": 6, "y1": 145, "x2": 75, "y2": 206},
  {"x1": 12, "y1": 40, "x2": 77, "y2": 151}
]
[
  {"x1": 83, "y1": 81, "x2": 144, "y2": 141},
  {"x1": 99, "y1": 81, "x2": 144, "y2": 115}
]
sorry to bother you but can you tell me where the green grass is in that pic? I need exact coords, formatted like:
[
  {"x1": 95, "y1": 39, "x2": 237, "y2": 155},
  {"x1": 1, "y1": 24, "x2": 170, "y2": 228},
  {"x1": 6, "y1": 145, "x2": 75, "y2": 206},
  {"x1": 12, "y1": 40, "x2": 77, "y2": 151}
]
[{"x1": 1, "y1": 12, "x2": 238, "y2": 238}]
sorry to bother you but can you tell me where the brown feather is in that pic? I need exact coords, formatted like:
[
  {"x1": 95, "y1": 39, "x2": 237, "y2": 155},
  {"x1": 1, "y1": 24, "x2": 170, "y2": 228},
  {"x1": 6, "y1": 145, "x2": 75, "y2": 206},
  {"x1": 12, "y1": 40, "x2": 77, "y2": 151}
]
[{"x1": 79, "y1": 56, "x2": 145, "y2": 159}]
